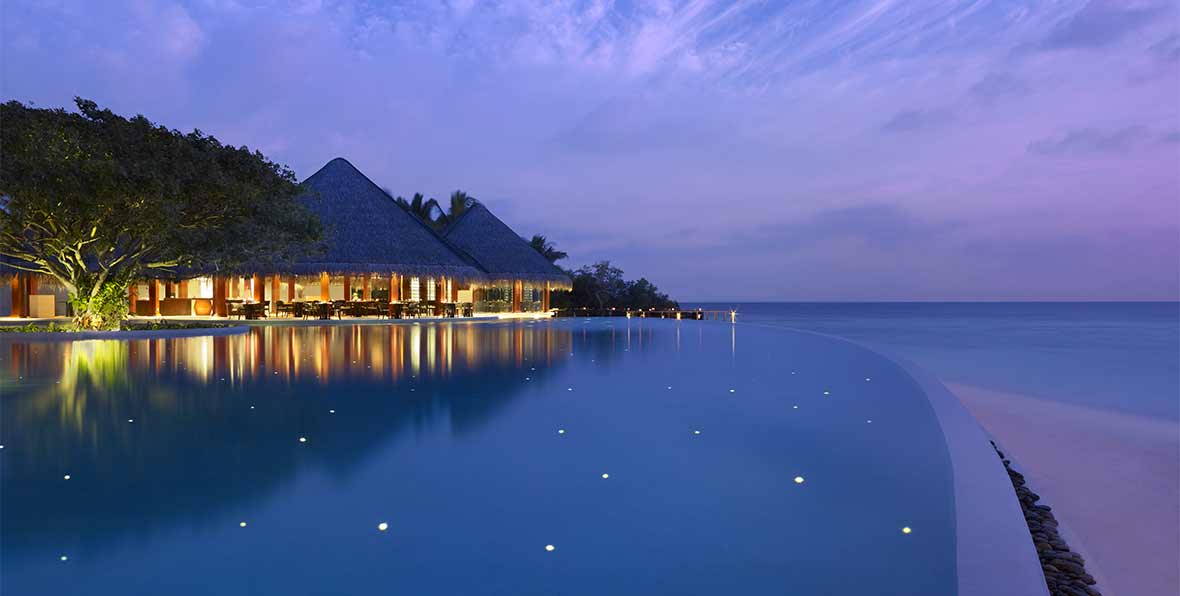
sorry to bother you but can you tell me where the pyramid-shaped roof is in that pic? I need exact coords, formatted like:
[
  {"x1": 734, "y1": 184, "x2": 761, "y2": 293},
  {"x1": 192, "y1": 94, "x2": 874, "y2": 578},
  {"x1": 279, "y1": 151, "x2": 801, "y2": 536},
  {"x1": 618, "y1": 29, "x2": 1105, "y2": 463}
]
[
  {"x1": 443, "y1": 203, "x2": 572, "y2": 289},
  {"x1": 291, "y1": 158, "x2": 484, "y2": 280}
]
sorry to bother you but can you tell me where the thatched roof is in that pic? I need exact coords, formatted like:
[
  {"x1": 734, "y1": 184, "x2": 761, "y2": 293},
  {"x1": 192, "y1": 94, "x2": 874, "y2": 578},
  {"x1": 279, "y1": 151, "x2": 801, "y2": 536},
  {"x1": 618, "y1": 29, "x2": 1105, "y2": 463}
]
[
  {"x1": 287, "y1": 158, "x2": 485, "y2": 280},
  {"x1": 443, "y1": 203, "x2": 572, "y2": 289}
]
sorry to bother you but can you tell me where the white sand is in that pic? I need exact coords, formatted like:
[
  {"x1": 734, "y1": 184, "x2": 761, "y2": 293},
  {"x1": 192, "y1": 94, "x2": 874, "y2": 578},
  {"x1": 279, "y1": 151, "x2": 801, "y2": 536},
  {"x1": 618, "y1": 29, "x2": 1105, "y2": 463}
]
[{"x1": 947, "y1": 383, "x2": 1179, "y2": 596}]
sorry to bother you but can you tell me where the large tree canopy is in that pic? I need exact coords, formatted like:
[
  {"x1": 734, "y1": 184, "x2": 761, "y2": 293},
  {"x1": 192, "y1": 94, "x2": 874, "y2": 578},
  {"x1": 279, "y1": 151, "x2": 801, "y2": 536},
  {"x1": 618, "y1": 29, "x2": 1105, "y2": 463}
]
[{"x1": 0, "y1": 98, "x2": 322, "y2": 328}]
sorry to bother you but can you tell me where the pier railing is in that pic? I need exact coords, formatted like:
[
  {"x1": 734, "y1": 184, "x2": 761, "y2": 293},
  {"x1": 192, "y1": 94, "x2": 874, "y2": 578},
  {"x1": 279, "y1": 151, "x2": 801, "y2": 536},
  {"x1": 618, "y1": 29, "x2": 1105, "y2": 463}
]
[{"x1": 553, "y1": 307, "x2": 737, "y2": 322}]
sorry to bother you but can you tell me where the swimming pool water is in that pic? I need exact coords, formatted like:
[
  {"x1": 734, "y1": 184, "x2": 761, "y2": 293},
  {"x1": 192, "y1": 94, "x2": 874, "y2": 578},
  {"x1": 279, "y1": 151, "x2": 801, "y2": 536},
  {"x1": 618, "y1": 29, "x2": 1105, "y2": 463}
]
[{"x1": 0, "y1": 319, "x2": 957, "y2": 595}]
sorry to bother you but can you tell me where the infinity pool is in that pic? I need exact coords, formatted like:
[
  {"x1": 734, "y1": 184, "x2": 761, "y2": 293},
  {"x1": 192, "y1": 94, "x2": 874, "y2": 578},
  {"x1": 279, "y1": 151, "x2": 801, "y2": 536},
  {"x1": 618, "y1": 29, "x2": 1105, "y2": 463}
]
[{"x1": 0, "y1": 319, "x2": 957, "y2": 595}]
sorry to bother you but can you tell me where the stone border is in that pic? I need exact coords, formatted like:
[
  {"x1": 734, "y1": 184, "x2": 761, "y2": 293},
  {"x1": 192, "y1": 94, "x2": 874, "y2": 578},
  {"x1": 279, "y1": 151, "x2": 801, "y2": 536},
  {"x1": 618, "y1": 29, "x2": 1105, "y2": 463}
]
[
  {"x1": 992, "y1": 442, "x2": 1103, "y2": 596},
  {"x1": 0, "y1": 324, "x2": 250, "y2": 342}
]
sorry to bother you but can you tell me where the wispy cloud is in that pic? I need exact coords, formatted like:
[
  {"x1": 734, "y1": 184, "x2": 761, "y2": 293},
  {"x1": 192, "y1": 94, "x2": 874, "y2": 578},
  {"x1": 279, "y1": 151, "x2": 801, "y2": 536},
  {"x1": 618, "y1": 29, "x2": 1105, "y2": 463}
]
[
  {"x1": 1027, "y1": 127, "x2": 1153, "y2": 155},
  {"x1": 1039, "y1": 0, "x2": 1165, "y2": 50},
  {"x1": 757, "y1": 203, "x2": 958, "y2": 250},
  {"x1": 969, "y1": 72, "x2": 1030, "y2": 105},
  {"x1": 881, "y1": 109, "x2": 953, "y2": 134}
]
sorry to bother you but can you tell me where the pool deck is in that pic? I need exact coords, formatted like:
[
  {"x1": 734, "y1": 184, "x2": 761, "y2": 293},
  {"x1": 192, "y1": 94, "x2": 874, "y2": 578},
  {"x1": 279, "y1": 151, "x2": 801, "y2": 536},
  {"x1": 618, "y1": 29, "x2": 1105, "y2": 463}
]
[{"x1": 0, "y1": 312, "x2": 553, "y2": 341}]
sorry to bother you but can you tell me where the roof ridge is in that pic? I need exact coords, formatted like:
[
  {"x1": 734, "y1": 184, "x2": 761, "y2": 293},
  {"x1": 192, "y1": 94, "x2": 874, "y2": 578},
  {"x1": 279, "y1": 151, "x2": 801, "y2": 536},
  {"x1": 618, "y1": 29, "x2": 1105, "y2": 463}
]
[{"x1": 439, "y1": 200, "x2": 485, "y2": 236}]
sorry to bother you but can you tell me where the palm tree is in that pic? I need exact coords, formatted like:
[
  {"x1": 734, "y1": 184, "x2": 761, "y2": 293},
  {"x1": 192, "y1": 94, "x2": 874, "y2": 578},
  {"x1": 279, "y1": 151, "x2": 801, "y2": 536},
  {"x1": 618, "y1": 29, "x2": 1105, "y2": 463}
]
[
  {"x1": 433, "y1": 191, "x2": 477, "y2": 230},
  {"x1": 528, "y1": 234, "x2": 567, "y2": 263},
  {"x1": 394, "y1": 193, "x2": 442, "y2": 226}
]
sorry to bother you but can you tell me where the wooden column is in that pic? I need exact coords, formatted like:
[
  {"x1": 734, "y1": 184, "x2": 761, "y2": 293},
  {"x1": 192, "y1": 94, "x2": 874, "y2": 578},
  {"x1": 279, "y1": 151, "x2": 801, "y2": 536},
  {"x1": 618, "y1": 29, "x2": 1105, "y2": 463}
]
[
  {"x1": 389, "y1": 274, "x2": 399, "y2": 302},
  {"x1": 451, "y1": 278, "x2": 459, "y2": 302},
  {"x1": 252, "y1": 274, "x2": 264, "y2": 303},
  {"x1": 362, "y1": 274, "x2": 371, "y2": 300},
  {"x1": 270, "y1": 276, "x2": 280, "y2": 314},
  {"x1": 177, "y1": 280, "x2": 188, "y2": 298},
  {"x1": 128, "y1": 283, "x2": 138, "y2": 315},
  {"x1": 512, "y1": 280, "x2": 522, "y2": 313},
  {"x1": 342, "y1": 276, "x2": 351, "y2": 301},
  {"x1": 542, "y1": 281, "x2": 551, "y2": 311},
  {"x1": 287, "y1": 277, "x2": 296, "y2": 302},
  {"x1": 213, "y1": 276, "x2": 228, "y2": 317},
  {"x1": 148, "y1": 279, "x2": 160, "y2": 316},
  {"x1": 10, "y1": 274, "x2": 28, "y2": 318},
  {"x1": 435, "y1": 276, "x2": 445, "y2": 315},
  {"x1": 320, "y1": 272, "x2": 330, "y2": 302}
]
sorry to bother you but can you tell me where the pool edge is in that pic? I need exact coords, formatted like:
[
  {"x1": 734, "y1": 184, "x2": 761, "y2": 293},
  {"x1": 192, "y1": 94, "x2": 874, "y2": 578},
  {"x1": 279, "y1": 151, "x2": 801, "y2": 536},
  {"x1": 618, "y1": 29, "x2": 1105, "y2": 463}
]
[
  {"x1": 731, "y1": 320, "x2": 1048, "y2": 596},
  {"x1": 0, "y1": 325, "x2": 252, "y2": 341},
  {"x1": 896, "y1": 357, "x2": 1049, "y2": 596}
]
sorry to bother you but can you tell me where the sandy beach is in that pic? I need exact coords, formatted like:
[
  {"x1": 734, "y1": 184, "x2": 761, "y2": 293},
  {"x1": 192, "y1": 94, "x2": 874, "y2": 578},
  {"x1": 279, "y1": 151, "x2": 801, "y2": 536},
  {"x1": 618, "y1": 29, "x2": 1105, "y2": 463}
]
[{"x1": 948, "y1": 382, "x2": 1179, "y2": 596}]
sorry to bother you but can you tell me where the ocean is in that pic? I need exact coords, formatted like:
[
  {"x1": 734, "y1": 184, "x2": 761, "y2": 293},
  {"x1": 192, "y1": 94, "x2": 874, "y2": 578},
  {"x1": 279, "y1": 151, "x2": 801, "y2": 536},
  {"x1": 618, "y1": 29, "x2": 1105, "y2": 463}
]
[{"x1": 684, "y1": 302, "x2": 1180, "y2": 421}]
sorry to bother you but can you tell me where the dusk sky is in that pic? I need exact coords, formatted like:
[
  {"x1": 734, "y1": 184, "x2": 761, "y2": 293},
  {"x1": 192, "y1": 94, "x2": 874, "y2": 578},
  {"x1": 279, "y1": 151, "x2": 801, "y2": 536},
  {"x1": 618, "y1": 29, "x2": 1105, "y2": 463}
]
[{"x1": 2, "y1": 0, "x2": 1177, "y2": 301}]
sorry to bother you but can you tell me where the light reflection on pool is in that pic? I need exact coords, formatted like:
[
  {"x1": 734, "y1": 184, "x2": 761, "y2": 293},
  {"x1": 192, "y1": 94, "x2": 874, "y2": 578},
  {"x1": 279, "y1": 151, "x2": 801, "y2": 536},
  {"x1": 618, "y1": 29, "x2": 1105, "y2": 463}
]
[{"x1": 0, "y1": 319, "x2": 956, "y2": 595}]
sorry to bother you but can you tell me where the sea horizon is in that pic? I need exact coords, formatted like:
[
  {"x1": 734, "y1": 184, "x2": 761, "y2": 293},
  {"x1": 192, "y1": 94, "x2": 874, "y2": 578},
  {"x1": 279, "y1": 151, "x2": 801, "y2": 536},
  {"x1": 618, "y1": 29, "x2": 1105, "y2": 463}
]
[{"x1": 684, "y1": 301, "x2": 1179, "y2": 423}]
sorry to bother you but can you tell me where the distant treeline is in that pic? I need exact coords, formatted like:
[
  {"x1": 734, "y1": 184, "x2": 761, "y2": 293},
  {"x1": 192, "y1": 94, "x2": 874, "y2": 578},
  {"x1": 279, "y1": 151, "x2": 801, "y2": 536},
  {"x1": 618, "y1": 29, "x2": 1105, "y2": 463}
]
[{"x1": 526, "y1": 236, "x2": 677, "y2": 311}]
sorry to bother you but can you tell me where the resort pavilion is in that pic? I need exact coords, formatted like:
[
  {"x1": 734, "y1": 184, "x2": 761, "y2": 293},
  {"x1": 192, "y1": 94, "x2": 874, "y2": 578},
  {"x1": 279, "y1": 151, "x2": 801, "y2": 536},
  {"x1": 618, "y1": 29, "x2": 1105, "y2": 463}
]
[
  {"x1": 2, "y1": 157, "x2": 570, "y2": 320},
  {"x1": 442, "y1": 203, "x2": 573, "y2": 313}
]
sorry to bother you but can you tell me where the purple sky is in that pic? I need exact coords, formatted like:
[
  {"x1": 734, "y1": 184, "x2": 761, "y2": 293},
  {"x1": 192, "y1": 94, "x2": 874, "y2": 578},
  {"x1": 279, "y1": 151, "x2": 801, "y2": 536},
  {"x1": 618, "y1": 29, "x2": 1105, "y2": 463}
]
[{"x1": 2, "y1": 1, "x2": 1178, "y2": 300}]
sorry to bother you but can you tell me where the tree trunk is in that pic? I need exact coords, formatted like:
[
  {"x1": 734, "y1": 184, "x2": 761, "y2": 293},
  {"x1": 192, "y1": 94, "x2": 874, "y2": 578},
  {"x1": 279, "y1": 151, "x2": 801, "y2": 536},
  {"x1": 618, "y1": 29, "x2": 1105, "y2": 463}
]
[{"x1": 69, "y1": 275, "x2": 131, "y2": 330}]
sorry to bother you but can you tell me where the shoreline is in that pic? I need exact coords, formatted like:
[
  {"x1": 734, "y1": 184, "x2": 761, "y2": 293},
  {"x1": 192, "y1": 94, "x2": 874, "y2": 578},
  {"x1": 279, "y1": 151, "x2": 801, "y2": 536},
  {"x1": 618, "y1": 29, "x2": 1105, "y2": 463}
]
[{"x1": 946, "y1": 382, "x2": 1179, "y2": 596}]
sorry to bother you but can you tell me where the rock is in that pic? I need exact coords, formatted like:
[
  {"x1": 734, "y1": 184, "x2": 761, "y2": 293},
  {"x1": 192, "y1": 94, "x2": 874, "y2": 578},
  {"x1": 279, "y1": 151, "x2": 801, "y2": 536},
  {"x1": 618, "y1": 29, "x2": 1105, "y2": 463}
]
[{"x1": 994, "y1": 445, "x2": 1104, "y2": 596}]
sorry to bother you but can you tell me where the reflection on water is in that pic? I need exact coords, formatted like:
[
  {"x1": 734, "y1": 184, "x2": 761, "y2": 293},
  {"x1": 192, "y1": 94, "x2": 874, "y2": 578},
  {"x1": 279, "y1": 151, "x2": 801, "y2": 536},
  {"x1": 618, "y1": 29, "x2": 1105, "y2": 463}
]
[
  {"x1": 1, "y1": 322, "x2": 574, "y2": 554},
  {"x1": 0, "y1": 319, "x2": 956, "y2": 596}
]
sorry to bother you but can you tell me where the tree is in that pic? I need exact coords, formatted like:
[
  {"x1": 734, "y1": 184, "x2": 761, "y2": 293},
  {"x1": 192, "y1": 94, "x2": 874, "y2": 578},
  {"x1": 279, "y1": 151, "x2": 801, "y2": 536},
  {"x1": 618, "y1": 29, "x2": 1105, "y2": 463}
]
[
  {"x1": 395, "y1": 190, "x2": 476, "y2": 231},
  {"x1": 393, "y1": 193, "x2": 439, "y2": 224},
  {"x1": 553, "y1": 260, "x2": 676, "y2": 311},
  {"x1": 0, "y1": 98, "x2": 322, "y2": 330},
  {"x1": 433, "y1": 191, "x2": 477, "y2": 229},
  {"x1": 528, "y1": 234, "x2": 568, "y2": 263}
]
